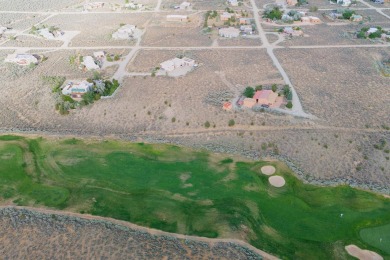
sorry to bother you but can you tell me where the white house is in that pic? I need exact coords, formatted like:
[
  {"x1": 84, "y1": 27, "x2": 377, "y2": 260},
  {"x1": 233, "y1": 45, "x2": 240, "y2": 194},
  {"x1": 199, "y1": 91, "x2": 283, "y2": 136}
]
[
  {"x1": 240, "y1": 25, "x2": 253, "y2": 34},
  {"x1": 228, "y1": 0, "x2": 239, "y2": 6},
  {"x1": 220, "y1": 12, "x2": 233, "y2": 21},
  {"x1": 160, "y1": 57, "x2": 195, "y2": 72},
  {"x1": 82, "y1": 56, "x2": 100, "y2": 70},
  {"x1": 180, "y1": 1, "x2": 191, "y2": 9},
  {"x1": 38, "y1": 28, "x2": 55, "y2": 39},
  {"x1": 167, "y1": 15, "x2": 188, "y2": 22},
  {"x1": 93, "y1": 51, "x2": 105, "y2": 59},
  {"x1": 62, "y1": 81, "x2": 93, "y2": 95},
  {"x1": 337, "y1": 0, "x2": 351, "y2": 6},
  {"x1": 219, "y1": 27, "x2": 240, "y2": 38},
  {"x1": 0, "y1": 26, "x2": 8, "y2": 35},
  {"x1": 5, "y1": 54, "x2": 38, "y2": 66},
  {"x1": 84, "y1": 2, "x2": 105, "y2": 10},
  {"x1": 112, "y1": 24, "x2": 136, "y2": 39}
]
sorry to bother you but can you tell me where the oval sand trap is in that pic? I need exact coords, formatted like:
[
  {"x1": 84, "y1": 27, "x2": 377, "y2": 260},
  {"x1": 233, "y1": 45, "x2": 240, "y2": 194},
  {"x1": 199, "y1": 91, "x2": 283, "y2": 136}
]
[
  {"x1": 261, "y1": 165, "x2": 276, "y2": 175},
  {"x1": 269, "y1": 176, "x2": 286, "y2": 187},
  {"x1": 345, "y1": 245, "x2": 383, "y2": 260}
]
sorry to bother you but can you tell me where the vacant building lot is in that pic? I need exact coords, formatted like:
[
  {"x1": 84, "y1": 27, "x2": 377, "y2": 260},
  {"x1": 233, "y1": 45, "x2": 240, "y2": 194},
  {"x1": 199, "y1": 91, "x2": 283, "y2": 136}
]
[
  {"x1": 277, "y1": 24, "x2": 375, "y2": 46},
  {"x1": 42, "y1": 13, "x2": 151, "y2": 47},
  {"x1": 275, "y1": 47, "x2": 390, "y2": 128},
  {"x1": 357, "y1": 9, "x2": 390, "y2": 24},
  {"x1": 217, "y1": 37, "x2": 262, "y2": 46},
  {"x1": 0, "y1": 13, "x2": 50, "y2": 31},
  {"x1": 0, "y1": 0, "x2": 82, "y2": 11}
]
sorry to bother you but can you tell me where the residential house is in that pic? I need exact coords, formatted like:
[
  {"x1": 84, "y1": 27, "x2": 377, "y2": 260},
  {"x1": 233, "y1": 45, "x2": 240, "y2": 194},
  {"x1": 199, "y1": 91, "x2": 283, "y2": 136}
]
[
  {"x1": 0, "y1": 26, "x2": 8, "y2": 35},
  {"x1": 219, "y1": 27, "x2": 240, "y2": 38},
  {"x1": 337, "y1": 0, "x2": 351, "y2": 6},
  {"x1": 240, "y1": 25, "x2": 253, "y2": 34},
  {"x1": 93, "y1": 51, "x2": 105, "y2": 59},
  {"x1": 243, "y1": 98, "x2": 256, "y2": 108},
  {"x1": 253, "y1": 90, "x2": 278, "y2": 105},
  {"x1": 366, "y1": 27, "x2": 379, "y2": 36},
  {"x1": 167, "y1": 15, "x2": 188, "y2": 22},
  {"x1": 179, "y1": 1, "x2": 191, "y2": 9},
  {"x1": 309, "y1": 16, "x2": 321, "y2": 23},
  {"x1": 239, "y1": 18, "x2": 251, "y2": 25},
  {"x1": 38, "y1": 28, "x2": 55, "y2": 39},
  {"x1": 82, "y1": 56, "x2": 100, "y2": 70},
  {"x1": 283, "y1": 26, "x2": 303, "y2": 36},
  {"x1": 112, "y1": 24, "x2": 136, "y2": 39},
  {"x1": 160, "y1": 57, "x2": 195, "y2": 72},
  {"x1": 5, "y1": 54, "x2": 38, "y2": 66},
  {"x1": 286, "y1": 0, "x2": 298, "y2": 5},
  {"x1": 125, "y1": 3, "x2": 143, "y2": 9},
  {"x1": 84, "y1": 2, "x2": 105, "y2": 10},
  {"x1": 228, "y1": 0, "x2": 239, "y2": 6},
  {"x1": 220, "y1": 12, "x2": 233, "y2": 21},
  {"x1": 300, "y1": 16, "x2": 311, "y2": 23},
  {"x1": 350, "y1": 14, "x2": 363, "y2": 22},
  {"x1": 61, "y1": 81, "x2": 93, "y2": 96}
]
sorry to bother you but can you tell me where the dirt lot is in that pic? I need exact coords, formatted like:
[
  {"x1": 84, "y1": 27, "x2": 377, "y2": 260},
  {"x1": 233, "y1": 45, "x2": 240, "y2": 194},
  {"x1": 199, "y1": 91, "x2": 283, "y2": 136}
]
[
  {"x1": 42, "y1": 13, "x2": 151, "y2": 47},
  {"x1": 274, "y1": 47, "x2": 390, "y2": 128},
  {"x1": 0, "y1": 0, "x2": 82, "y2": 11},
  {"x1": 0, "y1": 13, "x2": 50, "y2": 31},
  {"x1": 276, "y1": 23, "x2": 376, "y2": 46}
]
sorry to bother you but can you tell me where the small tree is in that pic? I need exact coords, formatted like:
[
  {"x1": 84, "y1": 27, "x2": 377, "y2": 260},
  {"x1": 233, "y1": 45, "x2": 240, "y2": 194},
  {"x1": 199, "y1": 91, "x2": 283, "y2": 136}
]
[
  {"x1": 243, "y1": 86, "x2": 255, "y2": 98},
  {"x1": 204, "y1": 121, "x2": 211, "y2": 128},
  {"x1": 228, "y1": 119, "x2": 235, "y2": 127},
  {"x1": 286, "y1": 101, "x2": 293, "y2": 109},
  {"x1": 255, "y1": 85, "x2": 263, "y2": 91},
  {"x1": 271, "y1": 84, "x2": 278, "y2": 92}
]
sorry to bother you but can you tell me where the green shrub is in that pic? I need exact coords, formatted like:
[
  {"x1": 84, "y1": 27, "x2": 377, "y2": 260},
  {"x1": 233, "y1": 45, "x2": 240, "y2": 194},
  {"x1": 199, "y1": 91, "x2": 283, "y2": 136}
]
[
  {"x1": 286, "y1": 101, "x2": 293, "y2": 109},
  {"x1": 204, "y1": 121, "x2": 211, "y2": 128},
  {"x1": 228, "y1": 119, "x2": 235, "y2": 127},
  {"x1": 243, "y1": 86, "x2": 255, "y2": 98}
]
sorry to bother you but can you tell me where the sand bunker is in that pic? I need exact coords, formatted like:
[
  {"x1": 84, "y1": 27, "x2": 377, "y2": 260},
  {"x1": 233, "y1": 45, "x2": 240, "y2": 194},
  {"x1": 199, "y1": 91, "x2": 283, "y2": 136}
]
[
  {"x1": 268, "y1": 176, "x2": 286, "y2": 187},
  {"x1": 345, "y1": 245, "x2": 383, "y2": 260},
  {"x1": 261, "y1": 165, "x2": 276, "y2": 175}
]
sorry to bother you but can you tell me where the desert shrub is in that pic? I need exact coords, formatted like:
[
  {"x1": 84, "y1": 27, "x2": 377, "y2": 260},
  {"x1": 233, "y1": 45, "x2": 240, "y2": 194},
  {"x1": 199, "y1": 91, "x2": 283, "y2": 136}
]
[
  {"x1": 171, "y1": 117, "x2": 176, "y2": 123},
  {"x1": 309, "y1": 6, "x2": 318, "y2": 12},
  {"x1": 228, "y1": 119, "x2": 235, "y2": 126},
  {"x1": 255, "y1": 85, "x2": 263, "y2": 91},
  {"x1": 272, "y1": 84, "x2": 278, "y2": 92},
  {"x1": 204, "y1": 121, "x2": 211, "y2": 128},
  {"x1": 286, "y1": 101, "x2": 293, "y2": 109},
  {"x1": 342, "y1": 10, "x2": 355, "y2": 20}
]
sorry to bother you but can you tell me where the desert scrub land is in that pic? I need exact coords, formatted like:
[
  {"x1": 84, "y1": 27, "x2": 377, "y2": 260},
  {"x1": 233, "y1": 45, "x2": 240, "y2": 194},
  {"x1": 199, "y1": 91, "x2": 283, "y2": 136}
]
[
  {"x1": 0, "y1": 0, "x2": 83, "y2": 12},
  {"x1": 0, "y1": 135, "x2": 390, "y2": 258},
  {"x1": 0, "y1": 13, "x2": 50, "y2": 31},
  {"x1": 43, "y1": 13, "x2": 150, "y2": 47},
  {"x1": 0, "y1": 207, "x2": 263, "y2": 260},
  {"x1": 275, "y1": 47, "x2": 390, "y2": 128}
]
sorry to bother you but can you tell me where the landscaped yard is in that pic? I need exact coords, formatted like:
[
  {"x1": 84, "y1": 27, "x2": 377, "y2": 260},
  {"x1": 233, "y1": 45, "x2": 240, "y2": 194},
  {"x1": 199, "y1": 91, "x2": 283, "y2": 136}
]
[{"x1": 0, "y1": 135, "x2": 390, "y2": 259}]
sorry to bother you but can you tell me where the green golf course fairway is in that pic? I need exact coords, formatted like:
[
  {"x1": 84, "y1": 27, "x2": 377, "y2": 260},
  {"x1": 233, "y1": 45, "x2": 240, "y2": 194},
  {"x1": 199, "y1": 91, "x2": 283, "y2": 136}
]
[{"x1": 0, "y1": 135, "x2": 389, "y2": 259}]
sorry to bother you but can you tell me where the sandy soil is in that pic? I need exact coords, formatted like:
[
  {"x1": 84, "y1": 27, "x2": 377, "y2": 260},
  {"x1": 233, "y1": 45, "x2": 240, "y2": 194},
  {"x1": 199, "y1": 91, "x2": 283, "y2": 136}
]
[
  {"x1": 261, "y1": 165, "x2": 276, "y2": 175},
  {"x1": 268, "y1": 176, "x2": 286, "y2": 187},
  {"x1": 345, "y1": 245, "x2": 383, "y2": 260}
]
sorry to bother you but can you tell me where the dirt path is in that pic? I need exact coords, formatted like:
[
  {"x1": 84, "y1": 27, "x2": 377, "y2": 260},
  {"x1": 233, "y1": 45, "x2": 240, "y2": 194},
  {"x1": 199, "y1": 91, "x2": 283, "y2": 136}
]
[{"x1": 0, "y1": 206, "x2": 278, "y2": 260}]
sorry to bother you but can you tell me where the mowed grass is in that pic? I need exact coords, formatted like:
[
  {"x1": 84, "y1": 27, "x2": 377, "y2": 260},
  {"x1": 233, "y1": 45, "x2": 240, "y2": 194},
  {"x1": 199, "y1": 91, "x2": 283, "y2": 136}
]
[
  {"x1": 0, "y1": 136, "x2": 390, "y2": 259},
  {"x1": 360, "y1": 223, "x2": 390, "y2": 254}
]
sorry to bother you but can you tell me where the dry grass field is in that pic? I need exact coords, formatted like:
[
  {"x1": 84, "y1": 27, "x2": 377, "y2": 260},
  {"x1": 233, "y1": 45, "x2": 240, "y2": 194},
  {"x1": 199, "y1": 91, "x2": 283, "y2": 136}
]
[
  {"x1": 0, "y1": 14, "x2": 50, "y2": 31},
  {"x1": 274, "y1": 47, "x2": 390, "y2": 128},
  {"x1": 217, "y1": 37, "x2": 262, "y2": 46},
  {"x1": 42, "y1": 13, "x2": 151, "y2": 47},
  {"x1": 277, "y1": 23, "x2": 374, "y2": 46},
  {"x1": 0, "y1": 0, "x2": 82, "y2": 11}
]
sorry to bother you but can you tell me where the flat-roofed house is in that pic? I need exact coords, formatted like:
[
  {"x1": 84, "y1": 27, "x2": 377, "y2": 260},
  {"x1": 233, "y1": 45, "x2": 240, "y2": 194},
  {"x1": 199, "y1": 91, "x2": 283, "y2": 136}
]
[
  {"x1": 82, "y1": 56, "x2": 100, "y2": 70},
  {"x1": 179, "y1": 1, "x2": 191, "y2": 9},
  {"x1": 220, "y1": 12, "x2": 233, "y2": 21},
  {"x1": 253, "y1": 90, "x2": 278, "y2": 105},
  {"x1": 160, "y1": 57, "x2": 195, "y2": 72},
  {"x1": 112, "y1": 24, "x2": 136, "y2": 39},
  {"x1": 5, "y1": 54, "x2": 38, "y2": 66}
]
